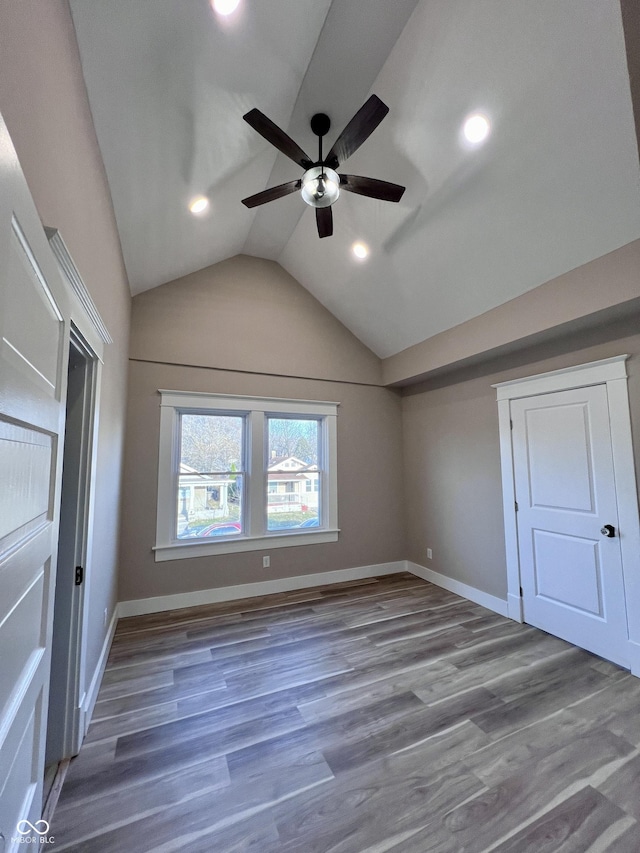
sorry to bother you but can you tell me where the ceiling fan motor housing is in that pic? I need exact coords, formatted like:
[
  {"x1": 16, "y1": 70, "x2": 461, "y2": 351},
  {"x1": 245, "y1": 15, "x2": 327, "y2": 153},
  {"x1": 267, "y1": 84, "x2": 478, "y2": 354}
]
[{"x1": 310, "y1": 112, "x2": 331, "y2": 137}]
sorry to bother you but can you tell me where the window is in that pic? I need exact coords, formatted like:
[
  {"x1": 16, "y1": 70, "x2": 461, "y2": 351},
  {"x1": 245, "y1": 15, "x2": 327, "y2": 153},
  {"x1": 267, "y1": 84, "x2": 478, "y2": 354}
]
[
  {"x1": 178, "y1": 413, "x2": 244, "y2": 538},
  {"x1": 155, "y1": 391, "x2": 338, "y2": 560}
]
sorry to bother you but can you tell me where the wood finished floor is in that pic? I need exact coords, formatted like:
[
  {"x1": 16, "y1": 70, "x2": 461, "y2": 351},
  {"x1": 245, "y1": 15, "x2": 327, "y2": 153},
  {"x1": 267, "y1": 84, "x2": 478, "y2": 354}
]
[{"x1": 51, "y1": 573, "x2": 640, "y2": 852}]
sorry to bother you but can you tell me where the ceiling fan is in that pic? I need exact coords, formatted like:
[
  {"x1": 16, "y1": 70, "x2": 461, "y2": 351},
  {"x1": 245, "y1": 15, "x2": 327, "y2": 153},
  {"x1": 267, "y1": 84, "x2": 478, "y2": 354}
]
[{"x1": 241, "y1": 95, "x2": 405, "y2": 238}]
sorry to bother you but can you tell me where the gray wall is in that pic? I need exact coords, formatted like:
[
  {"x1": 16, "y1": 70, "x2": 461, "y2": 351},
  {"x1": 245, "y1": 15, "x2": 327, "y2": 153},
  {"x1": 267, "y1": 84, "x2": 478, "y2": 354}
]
[
  {"x1": 131, "y1": 255, "x2": 382, "y2": 385},
  {"x1": 126, "y1": 250, "x2": 640, "y2": 607},
  {"x1": 0, "y1": 2, "x2": 131, "y2": 678},
  {"x1": 120, "y1": 256, "x2": 404, "y2": 603},
  {"x1": 402, "y1": 321, "x2": 640, "y2": 600}
]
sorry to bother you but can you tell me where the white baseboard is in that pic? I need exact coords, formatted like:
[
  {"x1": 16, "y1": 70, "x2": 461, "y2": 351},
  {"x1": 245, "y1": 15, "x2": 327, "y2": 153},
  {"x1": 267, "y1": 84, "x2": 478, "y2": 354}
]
[
  {"x1": 117, "y1": 561, "x2": 407, "y2": 618},
  {"x1": 117, "y1": 561, "x2": 509, "y2": 620},
  {"x1": 82, "y1": 607, "x2": 118, "y2": 730},
  {"x1": 406, "y1": 561, "x2": 509, "y2": 617}
]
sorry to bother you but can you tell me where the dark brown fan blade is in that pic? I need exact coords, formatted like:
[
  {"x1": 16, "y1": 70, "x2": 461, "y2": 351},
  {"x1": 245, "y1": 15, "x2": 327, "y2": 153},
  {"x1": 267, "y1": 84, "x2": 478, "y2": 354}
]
[
  {"x1": 339, "y1": 174, "x2": 405, "y2": 202},
  {"x1": 244, "y1": 109, "x2": 312, "y2": 168},
  {"x1": 325, "y1": 95, "x2": 389, "y2": 168},
  {"x1": 241, "y1": 180, "x2": 301, "y2": 209},
  {"x1": 316, "y1": 206, "x2": 333, "y2": 238}
]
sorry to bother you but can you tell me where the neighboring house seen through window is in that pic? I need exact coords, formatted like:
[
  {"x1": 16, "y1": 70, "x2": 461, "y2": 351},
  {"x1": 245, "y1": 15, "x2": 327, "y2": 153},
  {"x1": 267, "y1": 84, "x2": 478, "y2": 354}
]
[{"x1": 154, "y1": 391, "x2": 338, "y2": 561}]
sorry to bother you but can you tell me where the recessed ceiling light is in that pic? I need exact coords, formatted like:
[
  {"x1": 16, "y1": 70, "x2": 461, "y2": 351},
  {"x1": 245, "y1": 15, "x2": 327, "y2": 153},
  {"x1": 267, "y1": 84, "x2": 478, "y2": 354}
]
[
  {"x1": 352, "y1": 242, "x2": 369, "y2": 260},
  {"x1": 189, "y1": 196, "x2": 209, "y2": 215},
  {"x1": 463, "y1": 113, "x2": 491, "y2": 145},
  {"x1": 211, "y1": 0, "x2": 240, "y2": 15}
]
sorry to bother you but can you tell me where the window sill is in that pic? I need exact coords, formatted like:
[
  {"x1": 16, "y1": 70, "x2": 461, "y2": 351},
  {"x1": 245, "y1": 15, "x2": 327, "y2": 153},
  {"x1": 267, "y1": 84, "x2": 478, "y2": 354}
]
[{"x1": 153, "y1": 528, "x2": 340, "y2": 562}]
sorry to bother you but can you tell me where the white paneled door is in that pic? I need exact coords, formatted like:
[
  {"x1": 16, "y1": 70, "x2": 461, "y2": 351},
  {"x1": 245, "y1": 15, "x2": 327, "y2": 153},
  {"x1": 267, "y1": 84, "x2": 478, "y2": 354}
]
[
  {"x1": 0, "y1": 115, "x2": 69, "y2": 849},
  {"x1": 511, "y1": 385, "x2": 629, "y2": 667}
]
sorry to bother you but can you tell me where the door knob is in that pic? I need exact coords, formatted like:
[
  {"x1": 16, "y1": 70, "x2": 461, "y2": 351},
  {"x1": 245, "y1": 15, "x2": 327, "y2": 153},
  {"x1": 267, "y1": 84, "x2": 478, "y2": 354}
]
[{"x1": 601, "y1": 524, "x2": 616, "y2": 538}]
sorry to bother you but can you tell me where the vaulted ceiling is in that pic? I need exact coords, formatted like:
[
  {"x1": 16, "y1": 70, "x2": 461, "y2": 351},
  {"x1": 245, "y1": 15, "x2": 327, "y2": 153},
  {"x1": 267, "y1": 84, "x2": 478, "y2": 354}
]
[{"x1": 69, "y1": 0, "x2": 640, "y2": 358}]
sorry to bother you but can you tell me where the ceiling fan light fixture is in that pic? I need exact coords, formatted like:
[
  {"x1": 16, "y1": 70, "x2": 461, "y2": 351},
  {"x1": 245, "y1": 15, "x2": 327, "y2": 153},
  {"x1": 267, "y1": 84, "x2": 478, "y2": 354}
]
[{"x1": 301, "y1": 166, "x2": 340, "y2": 209}]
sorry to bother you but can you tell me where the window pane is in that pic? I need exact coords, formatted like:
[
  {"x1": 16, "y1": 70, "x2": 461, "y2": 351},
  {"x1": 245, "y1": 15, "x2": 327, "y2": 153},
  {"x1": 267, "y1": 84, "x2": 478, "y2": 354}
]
[
  {"x1": 267, "y1": 418, "x2": 320, "y2": 530},
  {"x1": 177, "y1": 413, "x2": 244, "y2": 538},
  {"x1": 180, "y1": 414, "x2": 243, "y2": 473}
]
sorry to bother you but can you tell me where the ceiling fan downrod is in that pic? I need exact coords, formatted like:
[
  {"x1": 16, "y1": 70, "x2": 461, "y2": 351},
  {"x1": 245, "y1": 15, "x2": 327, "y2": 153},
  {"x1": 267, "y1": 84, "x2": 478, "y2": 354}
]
[{"x1": 310, "y1": 112, "x2": 331, "y2": 164}]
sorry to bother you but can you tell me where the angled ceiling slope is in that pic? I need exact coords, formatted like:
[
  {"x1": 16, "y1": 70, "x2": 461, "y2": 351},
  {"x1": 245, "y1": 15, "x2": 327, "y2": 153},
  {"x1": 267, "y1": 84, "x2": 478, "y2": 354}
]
[{"x1": 71, "y1": 0, "x2": 640, "y2": 358}]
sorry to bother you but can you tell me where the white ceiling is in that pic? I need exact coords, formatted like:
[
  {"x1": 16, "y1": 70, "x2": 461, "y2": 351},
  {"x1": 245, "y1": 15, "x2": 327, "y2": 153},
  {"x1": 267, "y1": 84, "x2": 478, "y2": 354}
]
[{"x1": 69, "y1": 0, "x2": 640, "y2": 358}]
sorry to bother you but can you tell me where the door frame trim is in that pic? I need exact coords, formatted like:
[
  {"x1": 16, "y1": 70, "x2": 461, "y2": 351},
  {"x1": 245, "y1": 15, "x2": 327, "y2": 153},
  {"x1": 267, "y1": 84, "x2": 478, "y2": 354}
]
[
  {"x1": 59, "y1": 326, "x2": 100, "y2": 758},
  {"x1": 46, "y1": 231, "x2": 107, "y2": 757},
  {"x1": 493, "y1": 355, "x2": 640, "y2": 675}
]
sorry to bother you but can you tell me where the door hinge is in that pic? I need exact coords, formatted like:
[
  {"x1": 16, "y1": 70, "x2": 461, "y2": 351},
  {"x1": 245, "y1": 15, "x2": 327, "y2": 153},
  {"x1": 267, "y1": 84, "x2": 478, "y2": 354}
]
[
  {"x1": 510, "y1": 419, "x2": 513, "y2": 430},
  {"x1": 519, "y1": 586, "x2": 523, "y2": 597},
  {"x1": 75, "y1": 565, "x2": 84, "y2": 586},
  {"x1": 514, "y1": 500, "x2": 518, "y2": 512}
]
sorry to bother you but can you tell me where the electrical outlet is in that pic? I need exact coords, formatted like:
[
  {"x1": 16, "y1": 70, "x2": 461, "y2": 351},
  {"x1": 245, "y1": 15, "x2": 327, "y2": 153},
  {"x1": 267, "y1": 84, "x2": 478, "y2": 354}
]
[
  {"x1": 103, "y1": 607, "x2": 108, "y2": 627},
  {"x1": 263, "y1": 555, "x2": 270, "y2": 568},
  {"x1": 426, "y1": 548, "x2": 433, "y2": 560}
]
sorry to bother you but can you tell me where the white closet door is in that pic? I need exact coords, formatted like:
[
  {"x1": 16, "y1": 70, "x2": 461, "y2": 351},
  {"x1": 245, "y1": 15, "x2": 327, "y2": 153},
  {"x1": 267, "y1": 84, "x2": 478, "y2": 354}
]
[{"x1": 512, "y1": 384, "x2": 629, "y2": 667}]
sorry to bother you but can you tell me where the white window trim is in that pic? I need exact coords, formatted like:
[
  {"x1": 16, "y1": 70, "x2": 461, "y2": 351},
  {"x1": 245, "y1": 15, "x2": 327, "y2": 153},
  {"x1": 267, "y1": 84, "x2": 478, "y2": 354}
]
[{"x1": 154, "y1": 390, "x2": 339, "y2": 562}]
